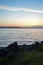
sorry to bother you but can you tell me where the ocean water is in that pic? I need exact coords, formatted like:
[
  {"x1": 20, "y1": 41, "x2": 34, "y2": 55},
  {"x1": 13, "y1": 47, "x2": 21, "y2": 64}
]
[{"x1": 0, "y1": 28, "x2": 43, "y2": 47}]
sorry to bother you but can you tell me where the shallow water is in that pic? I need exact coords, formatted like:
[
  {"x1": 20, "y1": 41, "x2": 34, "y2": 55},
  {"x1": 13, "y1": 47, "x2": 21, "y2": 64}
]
[{"x1": 0, "y1": 28, "x2": 43, "y2": 46}]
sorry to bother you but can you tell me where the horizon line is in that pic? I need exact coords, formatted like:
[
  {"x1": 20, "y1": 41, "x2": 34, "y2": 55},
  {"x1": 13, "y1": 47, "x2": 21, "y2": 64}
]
[{"x1": 0, "y1": 26, "x2": 43, "y2": 27}]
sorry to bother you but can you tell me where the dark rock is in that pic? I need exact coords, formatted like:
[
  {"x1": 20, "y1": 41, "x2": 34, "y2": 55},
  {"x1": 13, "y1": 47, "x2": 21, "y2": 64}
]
[
  {"x1": 20, "y1": 41, "x2": 43, "y2": 51},
  {"x1": 7, "y1": 41, "x2": 19, "y2": 52},
  {"x1": 30, "y1": 42, "x2": 40, "y2": 49},
  {"x1": 0, "y1": 48, "x2": 8, "y2": 57},
  {"x1": 41, "y1": 41, "x2": 43, "y2": 44},
  {"x1": 0, "y1": 41, "x2": 43, "y2": 57},
  {"x1": 0, "y1": 41, "x2": 19, "y2": 57},
  {"x1": 29, "y1": 41, "x2": 43, "y2": 51}
]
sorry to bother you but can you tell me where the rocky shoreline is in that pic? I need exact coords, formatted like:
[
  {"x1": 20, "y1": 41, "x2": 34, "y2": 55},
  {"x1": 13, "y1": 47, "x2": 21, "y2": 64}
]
[{"x1": 0, "y1": 41, "x2": 43, "y2": 58}]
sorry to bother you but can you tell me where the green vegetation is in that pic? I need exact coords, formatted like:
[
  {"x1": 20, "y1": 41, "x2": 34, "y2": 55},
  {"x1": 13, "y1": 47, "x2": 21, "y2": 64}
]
[{"x1": 0, "y1": 50, "x2": 43, "y2": 65}]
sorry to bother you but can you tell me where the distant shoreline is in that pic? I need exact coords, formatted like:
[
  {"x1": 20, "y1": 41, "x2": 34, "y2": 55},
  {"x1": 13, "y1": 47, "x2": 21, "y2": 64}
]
[{"x1": 0, "y1": 26, "x2": 43, "y2": 29}]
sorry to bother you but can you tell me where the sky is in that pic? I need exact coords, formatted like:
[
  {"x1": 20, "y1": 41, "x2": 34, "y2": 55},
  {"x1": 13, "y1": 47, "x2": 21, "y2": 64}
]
[{"x1": 0, "y1": 0, "x2": 43, "y2": 26}]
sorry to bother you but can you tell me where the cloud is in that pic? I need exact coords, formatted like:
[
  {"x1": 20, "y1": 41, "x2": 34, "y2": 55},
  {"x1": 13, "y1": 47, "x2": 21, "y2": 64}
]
[{"x1": 0, "y1": 5, "x2": 43, "y2": 13}]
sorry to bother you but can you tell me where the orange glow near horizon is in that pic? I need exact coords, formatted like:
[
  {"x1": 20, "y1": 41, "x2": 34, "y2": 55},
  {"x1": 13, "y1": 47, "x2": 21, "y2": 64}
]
[
  {"x1": 0, "y1": 11, "x2": 43, "y2": 27},
  {"x1": 0, "y1": 22, "x2": 43, "y2": 27}
]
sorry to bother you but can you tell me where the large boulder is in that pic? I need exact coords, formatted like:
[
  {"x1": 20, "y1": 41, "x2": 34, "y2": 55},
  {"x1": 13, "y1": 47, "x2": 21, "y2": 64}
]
[
  {"x1": 30, "y1": 41, "x2": 43, "y2": 51},
  {"x1": 7, "y1": 41, "x2": 19, "y2": 52},
  {"x1": 41, "y1": 41, "x2": 43, "y2": 45},
  {"x1": 0, "y1": 41, "x2": 19, "y2": 57}
]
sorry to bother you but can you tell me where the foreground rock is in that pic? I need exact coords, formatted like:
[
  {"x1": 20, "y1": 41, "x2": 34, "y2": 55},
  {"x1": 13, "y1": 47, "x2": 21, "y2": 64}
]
[
  {"x1": 0, "y1": 41, "x2": 43, "y2": 57},
  {"x1": 19, "y1": 41, "x2": 43, "y2": 51},
  {"x1": 7, "y1": 41, "x2": 19, "y2": 52},
  {"x1": 0, "y1": 41, "x2": 19, "y2": 57}
]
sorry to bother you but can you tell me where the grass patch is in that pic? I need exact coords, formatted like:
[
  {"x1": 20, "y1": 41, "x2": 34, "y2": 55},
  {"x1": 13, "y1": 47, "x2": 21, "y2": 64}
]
[{"x1": 0, "y1": 51, "x2": 43, "y2": 65}]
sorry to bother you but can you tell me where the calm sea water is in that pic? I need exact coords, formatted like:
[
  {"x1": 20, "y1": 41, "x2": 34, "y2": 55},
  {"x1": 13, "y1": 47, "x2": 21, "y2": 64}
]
[{"x1": 0, "y1": 28, "x2": 43, "y2": 46}]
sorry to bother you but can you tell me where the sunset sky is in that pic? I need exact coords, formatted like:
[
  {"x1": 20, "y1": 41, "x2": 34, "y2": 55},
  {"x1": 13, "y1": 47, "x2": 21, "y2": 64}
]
[{"x1": 0, "y1": 0, "x2": 43, "y2": 26}]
